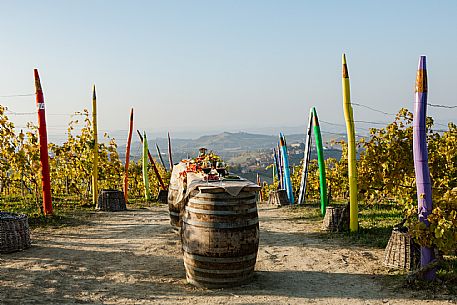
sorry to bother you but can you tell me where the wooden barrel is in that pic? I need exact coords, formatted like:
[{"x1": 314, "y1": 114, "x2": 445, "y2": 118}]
[
  {"x1": 96, "y1": 189, "x2": 127, "y2": 211},
  {"x1": 182, "y1": 188, "x2": 259, "y2": 288},
  {"x1": 167, "y1": 188, "x2": 183, "y2": 230}
]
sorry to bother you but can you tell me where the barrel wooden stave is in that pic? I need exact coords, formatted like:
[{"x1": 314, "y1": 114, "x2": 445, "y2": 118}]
[{"x1": 182, "y1": 190, "x2": 259, "y2": 288}]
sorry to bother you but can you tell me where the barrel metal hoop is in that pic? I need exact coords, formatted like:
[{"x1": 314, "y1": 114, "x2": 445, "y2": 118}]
[
  {"x1": 184, "y1": 264, "x2": 254, "y2": 275},
  {"x1": 183, "y1": 251, "x2": 257, "y2": 263},
  {"x1": 188, "y1": 198, "x2": 256, "y2": 206},
  {"x1": 185, "y1": 206, "x2": 258, "y2": 215},
  {"x1": 182, "y1": 218, "x2": 259, "y2": 229},
  {"x1": 190, "y1": 194, "x2": 256, "y2": 201},
  {"x1": 186, "y1": 273, "x2": 254, "y2": 284}
]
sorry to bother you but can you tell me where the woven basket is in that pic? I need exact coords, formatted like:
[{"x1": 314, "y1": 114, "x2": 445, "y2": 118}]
[
  {"x1": 322, "y1": 205, "x2": 349, "y2": 232},
  {"x1": 268, "y1": 190, "x2": 289, "y2": 206},
  {"x1": 97, "y1": 189, "x2": 127, "y2": 211},
  {"x1": 383, "y1": 228, "x2": 420, "y2": 271},
  {"x1": 0, "y1": 212, "x2": 31, "y2": 254}
]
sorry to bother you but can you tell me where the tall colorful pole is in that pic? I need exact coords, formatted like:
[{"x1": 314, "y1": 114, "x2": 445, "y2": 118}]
[
  {"x1": 342, "y1": 54, "x2": 358, "y2": 232},
  {"x1": 136, "y1": 130, "x2": 167, "y2": 190},
  {"x1": 272, "y1": 148, "x2": 280, "y2": 187},
  {"x1": 142, "y1": 131, "x2": 151, "y2": 201},
  {"x1": 280, "y1": 133, "x2": 294, "y2": 204},
  {"x1": 312, "y1": 107, "x2": 327, "y2": 215},
  {"x1": 256, "y1": 173, "x2": 263, "y2": 202},
  {"x1": 298, "y1": 109, "x2": 314, "y2": 205},
  {"x1": 276, "y1": 144, "x2": 284, "y2": 190},
  {"x1": 34, "y1": 69, "x2": 52, "y2": 215},
  {"x1": 413, "y1": 55, "x2": 435, "y2": 280},
  {"x1": 155, "y1": 143, "x2": 167, "y2": 170},
  {"x1": 167, "y1": 132, "x2": 174, "y2": 172},
  {"x1": 123, "y1": 108, "x2": 134, "y2": 203},
  {"x1": 92, "y1": 85, "x2": 99, "y2": 206}
]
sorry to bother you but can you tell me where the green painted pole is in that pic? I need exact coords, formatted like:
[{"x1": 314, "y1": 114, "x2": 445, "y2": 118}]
[
  {"x1": 312, "y1": 107, "x2": 327, "y2": 215},
  {"x1": 142, "y1": 131, "x2": 151, "y2": 201}
]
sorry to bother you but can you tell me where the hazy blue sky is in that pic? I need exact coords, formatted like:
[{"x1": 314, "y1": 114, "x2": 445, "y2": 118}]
[{"x1": 0, "y1": 0, "x2": 456, "y2": 140}]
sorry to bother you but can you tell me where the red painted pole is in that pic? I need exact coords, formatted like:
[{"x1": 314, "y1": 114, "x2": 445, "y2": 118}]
[
  {"x1": 123, "y1": 108, "x2": 134, "y2": 203},
  {"x1": 34, "y1": 69, "x2": 53, "y2": 215}
]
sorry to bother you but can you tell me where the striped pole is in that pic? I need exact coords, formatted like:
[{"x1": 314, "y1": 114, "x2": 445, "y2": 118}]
[
  {"x1": 123, "y1": 108, "x2": 134, "y2": 203},
  {"x1": 298, "y1": 108, "x2": 314, "y2": 205},
  {"x1": 312, "y1": 107, "x2": 327, "y2": 215},
  {"x1": 34, "y1": 69, "x2": 53, "y2": 215},
  {"x1": 92, "y1": 85, "x2": 99, "y2": 206},
  {"x1": 342, "y1": 54, "x2": 358, "y2": 232},
  {"x1": 413, "y1": 55, "x2": 435, "y2": 280}
]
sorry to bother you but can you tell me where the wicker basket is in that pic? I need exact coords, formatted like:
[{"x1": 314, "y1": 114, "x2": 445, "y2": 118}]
[
  {"x1": 383, "y1": 228, "x2": 420, "y2": 271},
  {"x1": 0, "y1": 212, "x2": 31, "y2": 254},
  {"x1": 322, "y1": 205, "x2": 349, "y2": 232},
  {"x1": 97, "y1": 189, "x2": 127, "y2": 211},
  {"x1": 268, "y1": 190, "x2": 289, "y2": 206}
]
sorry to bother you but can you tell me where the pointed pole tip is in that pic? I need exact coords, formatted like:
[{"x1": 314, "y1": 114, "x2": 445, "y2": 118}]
[
  {"x1": 342, "y1": 53, "x2": 347, "y2": 64},
  {"x1": 418, "y1": 55, "x2": 427, "y2": 70}
]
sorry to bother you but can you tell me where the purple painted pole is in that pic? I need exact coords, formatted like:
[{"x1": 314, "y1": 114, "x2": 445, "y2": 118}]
[{"x1": 413, "y1": 55, "x2": 435, "y2": 280}]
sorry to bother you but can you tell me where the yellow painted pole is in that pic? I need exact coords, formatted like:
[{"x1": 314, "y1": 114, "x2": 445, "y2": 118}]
[
  {"x1": 92, "y1": 85, "x2": 99, "y2": 206},
  {"x1": 342, "y1": 54, "x2": 358, "y2": 232}
]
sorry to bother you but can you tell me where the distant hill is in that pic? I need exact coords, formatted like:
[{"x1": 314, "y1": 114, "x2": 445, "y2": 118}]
[{"x1": 117, "y1": 131, "x2": 346, "y2": 164}]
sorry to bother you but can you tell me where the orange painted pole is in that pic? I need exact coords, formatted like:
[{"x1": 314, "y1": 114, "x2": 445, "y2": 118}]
[
  {"x1": 34, "y1": 69, "x2": 53, "y2": 215},
  {"x1": 136, "y1": 130, "x2": 167, "y2": 190},
  {"x1": 123, "y1": 108, "x2": 134, "y2": 203}
]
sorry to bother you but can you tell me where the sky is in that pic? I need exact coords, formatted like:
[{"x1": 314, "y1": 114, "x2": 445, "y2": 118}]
[{"x1": 0, "y1": 0, "x2": 456, "y2": 141}]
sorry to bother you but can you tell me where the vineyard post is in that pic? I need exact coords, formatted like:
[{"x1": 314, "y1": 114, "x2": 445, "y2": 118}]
[
  {"x1": 92, "y1": 85, "x2": 99, "y2": 206},
  {"x1": 413, "y1": 55, "x2": 435, "y2": 280},
  {"x1": 168, "y1": 132, "x2": 173, "y2": 172},
  {"x1": 256, "y1": 173, "x2": 263, "y2": 201},
  {"x1": 34, "y1": 69, "x2": 53, "y2": 215},
  {"x1": 123, "y1": 108, "x2": 134, "y2": 203},
  {"x1": 272, "y1": 148, "x2": 280, "y2": 187},
  {"x1": 342, "y1": 53, "x2": 358, "y2": 232},
  {"x1": 280, "y1": 133, "x2": 294, "y2": 204},
  {"x1": 298, "y1": 108, "x2": 314, "y2": 205},
  {"x1": 142, "y1": 131, "x2": 151, "y2": 201},
  {"x1": 155, "y1": 143, "x2": 167, "y2": 170},
  {"x1": 136, "y1": 130, "x2": 167, "y2": 190},
  {"x1": 276, "y1": 144, "x2": 284, "y2": 190},
  {"x1": 312, "y1": 107, "x2": 328, "y2": 215}
]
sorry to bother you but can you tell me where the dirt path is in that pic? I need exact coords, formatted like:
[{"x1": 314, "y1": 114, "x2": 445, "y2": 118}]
[{"x1": 0, "y1": 205, "x2": 454, "y2": 304}]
